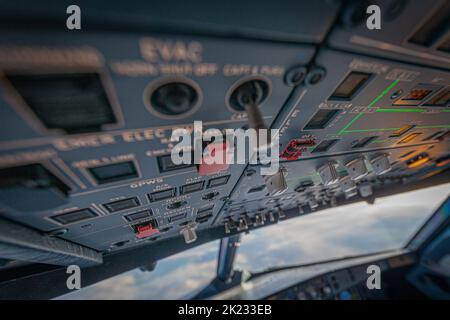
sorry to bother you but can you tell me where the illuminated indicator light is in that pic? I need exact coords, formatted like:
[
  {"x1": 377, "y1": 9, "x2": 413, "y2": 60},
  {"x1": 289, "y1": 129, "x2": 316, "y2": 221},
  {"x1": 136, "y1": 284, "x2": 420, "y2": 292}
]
[
  {"x1": 281, "y1": 138, "x2": 316, "y2": 160},
  {"x1": 134, "y1": 222, "x2": 159, "y2": 239},
  {"x1": 398, "y1": 132, "x2": 421, "y2": 144},
  {"x1": 198, "y1": 141, "x2": 231, "y2": 176},
  {"x1": 402, "y1": 88, "x2": 433, "y2": 100},
  {"x1": 389, "y1": 125, "x2": 415, "y2": 138},
  {"x1": 393, "y1": 85, "x2": 440, "y2": 106},
  {"x1": 407, "y1": 157, "x2": 429, "y2": 168},
  {"x1": 406, "y1": 153, "x2": 430, "y2": 168}
]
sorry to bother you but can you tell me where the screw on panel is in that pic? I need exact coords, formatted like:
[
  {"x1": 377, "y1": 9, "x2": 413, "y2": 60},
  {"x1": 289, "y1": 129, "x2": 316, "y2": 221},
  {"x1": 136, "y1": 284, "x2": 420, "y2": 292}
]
[
  {"x1": 305, "y1": 66, "x2": 326, "y2": 86},
  {"x1": 284, "y1": 65, "x2": 308, "y2": 87}
]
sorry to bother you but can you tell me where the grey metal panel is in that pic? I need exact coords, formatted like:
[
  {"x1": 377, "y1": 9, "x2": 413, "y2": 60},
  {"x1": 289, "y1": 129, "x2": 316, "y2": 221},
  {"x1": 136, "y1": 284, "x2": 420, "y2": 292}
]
[
  {"x1": 276, "y1": 50, "x2": 450, "y2": 157},
  {"x1": 0, "y1": 28, "x2": 314, "y2": 251},
  {"x1": 0, "y1": 217, "x2": 102, "y2": 267},
  {"x1": 0, "y1": 1, "x2": 448, "y2": 268},
  {"x1": 329, "y1": 0, "x2": 450, "y2": 69},
  {"x1": 219, "y1": 144, "x2": 450, "y2": 226}
]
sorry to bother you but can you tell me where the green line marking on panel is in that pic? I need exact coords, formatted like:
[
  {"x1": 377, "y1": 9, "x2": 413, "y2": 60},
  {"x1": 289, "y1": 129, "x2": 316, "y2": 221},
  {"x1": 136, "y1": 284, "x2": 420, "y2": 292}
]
[
  {"x1": 416, "y1": 124, "x2": 450, "y2": 129},
  {"x1": 342, "y1": 127, "x2": 401, "y2": 134},
  {"x1": 342, "y1": 124, "x2": 450, "y2": 134},
  {"x1": 338, "y1": 79, "x2": 400, "y2": 135},
  {"x1": 370, "y1": 139, "x2": 391, "y2": 144},
  {"x1": 376, "y1": 108, "x2": 425, "y2": 113},
  {"x1": 338, "y1": 113, "x2": 363, "y2": 135}
]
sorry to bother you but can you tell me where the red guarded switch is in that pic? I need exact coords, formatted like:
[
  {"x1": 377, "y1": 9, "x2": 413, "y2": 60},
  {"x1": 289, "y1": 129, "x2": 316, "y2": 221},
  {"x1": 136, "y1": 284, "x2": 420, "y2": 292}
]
[
  {"x1": 198, "y1": 141, "x2": 231, "y2": 176},
  {"x1": 280, "y1": 138, "x2": 316, "y2": 161},
  {"x1": 134, "y1": 222, "x2": 159, "y2": 239}
]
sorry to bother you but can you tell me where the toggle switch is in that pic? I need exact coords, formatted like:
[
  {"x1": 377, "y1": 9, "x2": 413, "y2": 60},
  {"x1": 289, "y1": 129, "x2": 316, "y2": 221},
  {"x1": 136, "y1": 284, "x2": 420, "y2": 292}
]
[
  {"x1": 276, "y1": 207, "x2": 286, "y2": 219},
  {"x1": 253, "y1": 214, "x2": 264, "y2": 226},
  {"x1": 344, "y1": 189, "x2": 358, "y2": 199},
  {"x1": 198, "y1": 140, "x2": 231, "y2": 176},
  {"x1": 230, "y1": 79, "x2": 271, "y2": 151},
  {"x1": 358, "y1": 182, "x2": 373, "y2": 198},
  {"x1": 345, "y1": 158, "x2": 369, "y2": 180},
  {"x1": 317, "y1": 161, "x2": 339, "y2": 186},
  {"x1": 308, "y1": 196, "x2": 319, "y2": 210},
  {"x1": 180, "y1": 224, "x2": 198, "y2": 244},
  {"x1": 264, "y1": 166, "x2": 288, "y2": 196},
  {"x1": 134, "y1": 222, "x2": 159, "y2": 239},
  {"x1": 370, "y1": 154, "x2": 392, "y2": 175},
  {"x1": 224, "y1": 221, "x2": 231, "y2": 234},
  {"x1": 268, "y1": 211, "x2": 276, "y2": 222},
  {"x1": 237, "y1": 217, "x2": 249, "y2": 231},
  {"x1": 236, "y1": 80, "x2": 268, "y2": 129},
  {"x1": 339, "y1": 176, "x2": 356, "y2": 193},
  {"x1": 340, "y1": 176, "x2": 358, "y2": 199}
]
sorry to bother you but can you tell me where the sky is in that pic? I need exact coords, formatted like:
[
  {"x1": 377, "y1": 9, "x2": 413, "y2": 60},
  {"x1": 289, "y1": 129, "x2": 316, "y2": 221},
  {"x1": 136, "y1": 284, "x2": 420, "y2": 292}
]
[{"x1": 60, "y1": 183, "x2": 449, "y2": 299}]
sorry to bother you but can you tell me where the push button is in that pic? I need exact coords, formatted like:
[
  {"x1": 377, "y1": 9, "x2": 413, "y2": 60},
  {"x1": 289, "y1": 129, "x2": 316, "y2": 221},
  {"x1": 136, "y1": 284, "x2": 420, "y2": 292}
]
[
  {"x1": 133, "y1": 222, "x2": 159, "y2": 239},
  {"x1": 345, "y1": 158, "x2": 369, "y2": 180},
  {"x1": 198, "y1": 141, "x2": 231, "y2": 176}
]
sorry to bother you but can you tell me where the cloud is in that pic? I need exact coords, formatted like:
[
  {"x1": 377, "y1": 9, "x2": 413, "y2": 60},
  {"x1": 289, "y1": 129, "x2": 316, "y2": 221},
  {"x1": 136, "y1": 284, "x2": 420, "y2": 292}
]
[
  {"x1": 62, "y1": 241, "x2": 218, "y2": 300},
  {"x1": 234, "y1": 184, "x2": 449, "y2": 272}
]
